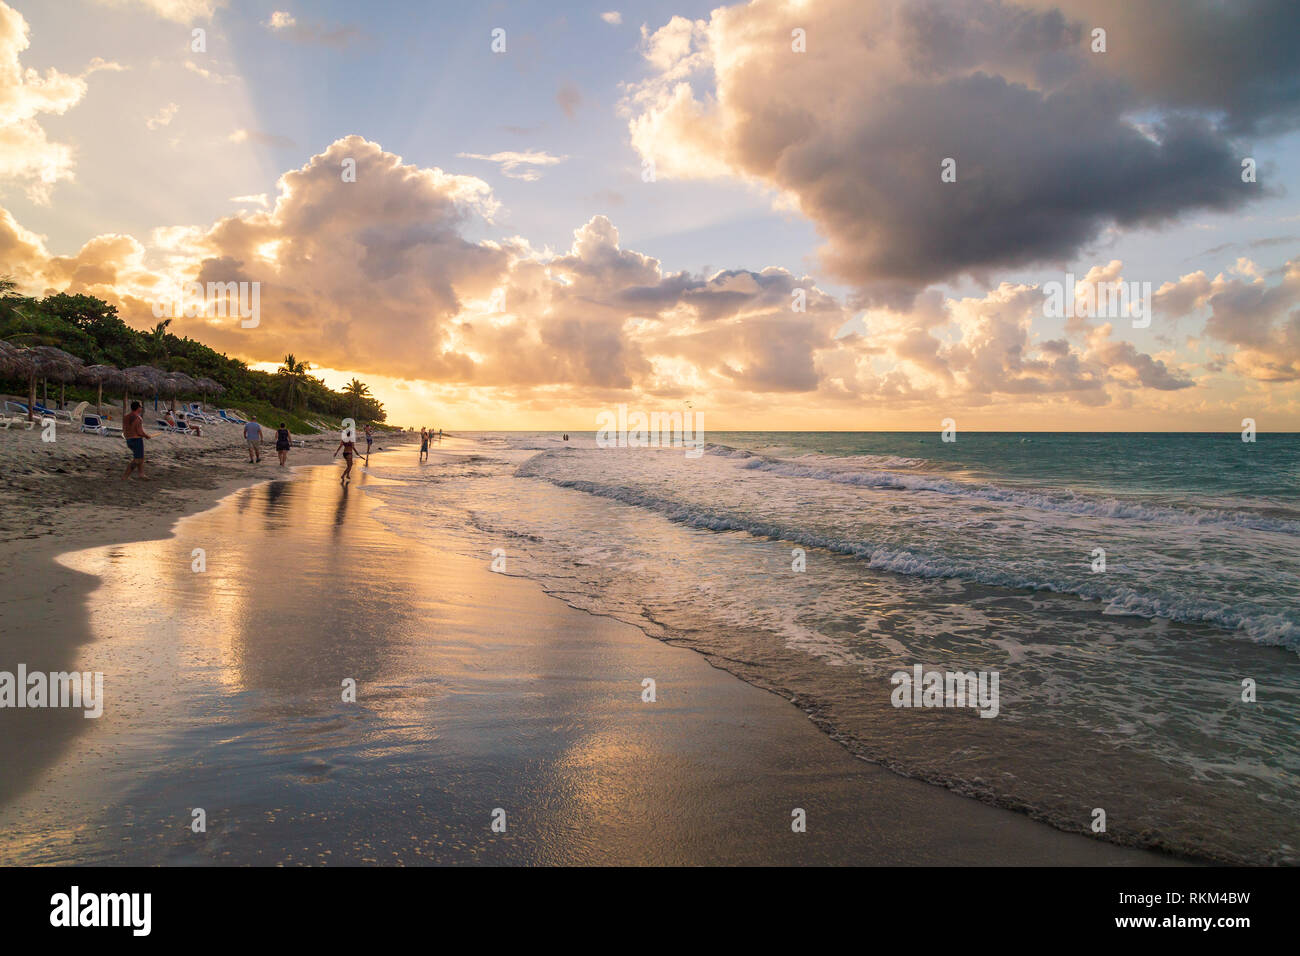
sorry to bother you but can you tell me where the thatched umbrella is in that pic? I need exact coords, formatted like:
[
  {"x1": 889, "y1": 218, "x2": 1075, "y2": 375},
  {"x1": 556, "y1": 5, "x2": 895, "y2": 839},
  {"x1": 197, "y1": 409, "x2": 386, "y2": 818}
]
[
  {"x1": 0, "y1": 340, "x2": 21, "y2": 378},
  {"x1": 162, "y1": 371, "x2": 200, "y2": 412},
  {"x1": 80, "y1": 364, "x2": 124, "y2": 417},
  {"x1": 1, "y1": 344, "x2": 34, "y2": 418},
  {"x1": 27, "y1": 345, "x2": 83, "y2": 413},
  {"x1": 194, "y1": 377, "x2": 225, "y2": 412},
  {"x1": 122, "y1": 365, "x2": 163, "y2": 417},
  {"x1": 4, "y1": 345, "x2": 81, "y2": 421},
  {"x1": 159, "y1": 371, "x2": 181, "y2": 412}
]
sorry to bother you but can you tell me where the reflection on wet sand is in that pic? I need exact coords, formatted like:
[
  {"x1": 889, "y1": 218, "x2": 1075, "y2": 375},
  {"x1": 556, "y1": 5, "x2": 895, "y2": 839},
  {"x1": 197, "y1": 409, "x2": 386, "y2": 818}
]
[{"x1": 0, "y1": 461, "x2": 1176, "y2": 866}]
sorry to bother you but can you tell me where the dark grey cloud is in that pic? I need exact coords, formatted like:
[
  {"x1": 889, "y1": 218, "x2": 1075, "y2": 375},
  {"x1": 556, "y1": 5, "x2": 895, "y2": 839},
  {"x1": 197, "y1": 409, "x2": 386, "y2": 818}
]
[{"x1": 629, "y1": 0, "x2": 1298, "y2": 304}]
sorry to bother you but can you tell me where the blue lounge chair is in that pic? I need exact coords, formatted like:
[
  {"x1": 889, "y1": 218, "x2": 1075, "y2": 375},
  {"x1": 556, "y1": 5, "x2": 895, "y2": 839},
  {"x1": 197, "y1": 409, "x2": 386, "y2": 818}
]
[{"x1": 33, "y1": 402, "x2": 72, "y2": 423}]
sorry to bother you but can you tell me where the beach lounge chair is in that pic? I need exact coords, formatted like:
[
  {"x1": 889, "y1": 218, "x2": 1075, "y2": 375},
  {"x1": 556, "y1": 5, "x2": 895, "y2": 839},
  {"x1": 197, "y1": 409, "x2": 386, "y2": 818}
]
[
  {"x1": 156, "y1": 418, "x2": 193, "y2": 435},
  {"x1": 33, "y1": 402, "x2": 73, "y2": 423},
  {"x1": 218, "y1": 409, "x2": 247, "y2": 424},
  {"x1": 81, "y1": 414, "x2": 110, "y2": 435},
  {"x1": 2, "y1": 402, "x2": 36, "y2": 429},
  {"x1": 175, "y1": 414, "x2": 205, "y2": 436}
]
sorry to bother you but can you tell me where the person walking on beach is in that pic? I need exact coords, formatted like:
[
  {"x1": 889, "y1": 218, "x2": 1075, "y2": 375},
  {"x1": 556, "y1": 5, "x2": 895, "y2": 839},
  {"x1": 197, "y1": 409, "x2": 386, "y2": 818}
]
[
  {"x1": 419, "y1": 427, "x2": 429, "y2": 461},
  {"x1": 244, "y1": 416, "x2": 263, "y2": 463},
  {"x1": 122, "y1": 401, "x2": 153, "y2": 480},
  {"x1": 275, "y1": 422, "x2": 291, "y2": 467},
  {"x1": 335, "y1": 434, "x2": 357, "y2": 483},
  {"x1": 364, "y1": 423, "x2": 374, "y2": 463}
]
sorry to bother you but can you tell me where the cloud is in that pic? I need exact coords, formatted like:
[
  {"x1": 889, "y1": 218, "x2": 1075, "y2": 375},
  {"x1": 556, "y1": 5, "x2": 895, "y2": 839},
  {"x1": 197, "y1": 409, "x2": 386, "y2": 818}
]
[
  {"x1": 0, "y1": 137, "x2": 1262, "y2": 416},
  {"x1": 184, "y1": 60, "x2": 238, "y2": 84},
  {"x1": 622, "y1": 0, "x2": 1296, "y2": 304},
  {"x1": 146, "y1": 102, "x2": 179, "y2": 130},
  {"x1": 1157, "y1": 259, "x2": 1300, "y2": 381},
  {"x1": 1198, "y1": 235, "x2": 1299, "y2": 260},
  {"x1": 141, "y1": 137, "x2": 505, "y2": 380},
  {"x1": 1018, "y1": 0, "x2": 1300, "y2": 137},
  {"x1": 841, "y1": 278, "x2": 1193, "y2": 405},
  {"x1": 262, "y1": 10, "x2": 362, "y2": 48},
  {"x1": 93, "y1": 0, "x2": 223, "y2": 22},
  {"x1": 457, "y1": 149, "x2": 567, "y2": 182},
  {"x1": 601, "y1": 12, "x2": 623, "y2": 26},
  {"x1": 0, "y1": 1, "x2": 93, "y2": 202}
]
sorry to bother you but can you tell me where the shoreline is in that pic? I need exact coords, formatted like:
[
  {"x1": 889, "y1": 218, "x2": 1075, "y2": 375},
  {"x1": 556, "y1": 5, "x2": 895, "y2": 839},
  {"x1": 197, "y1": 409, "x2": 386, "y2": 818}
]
[
  {"x1": 0, "y1": 422, "x2": 395, "y2": 805},
  {"x1": 1, "y1": 431, "x2": 1185, "y2": 865}
]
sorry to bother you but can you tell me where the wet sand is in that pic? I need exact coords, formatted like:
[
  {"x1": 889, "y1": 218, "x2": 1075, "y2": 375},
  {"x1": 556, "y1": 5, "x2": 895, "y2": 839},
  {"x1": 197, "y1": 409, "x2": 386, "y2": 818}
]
[
  {"x1": 0, "y1": 421, "x2": 351, "y2": 804},
  {"x1": 0, "y1": 454, "x2": 1182, "y2": 865}
]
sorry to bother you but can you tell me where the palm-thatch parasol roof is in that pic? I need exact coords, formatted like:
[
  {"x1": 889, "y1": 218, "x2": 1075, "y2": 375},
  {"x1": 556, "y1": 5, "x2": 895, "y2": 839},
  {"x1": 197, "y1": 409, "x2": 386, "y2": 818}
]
[
  {"x1": 80, "y1": 364, "x2": 126, "y2": 389},
  {"x1": 122, "y1": 365, "x2": 165, "y2": 393},
  {"x1": 27, "y1": 345, "x2": 84, "y2": 383},
  {"x1": 162, "y1": 370, "x2": 199, "y2": 395},
  {"x1": 196, "y1": 376, "x2": 225, "y2": 396},
  {"x1": 79, "y1": 364, "x2": 126, "y2": 415},
  {"x1": 0, "y1": 340, "x2": 28, "y2": 378}
]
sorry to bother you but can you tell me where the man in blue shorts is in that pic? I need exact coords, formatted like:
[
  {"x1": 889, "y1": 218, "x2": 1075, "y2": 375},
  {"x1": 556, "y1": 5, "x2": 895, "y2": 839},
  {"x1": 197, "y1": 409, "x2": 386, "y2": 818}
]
[{"x1": 122, "y1": 401, "x2": 154, "y2": 480}]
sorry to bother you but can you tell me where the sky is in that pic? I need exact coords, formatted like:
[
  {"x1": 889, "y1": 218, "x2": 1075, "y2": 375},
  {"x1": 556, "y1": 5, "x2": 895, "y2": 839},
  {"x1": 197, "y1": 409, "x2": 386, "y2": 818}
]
[{"x1": 1, "y1": 0, "x2": 1298, "y2": 430}]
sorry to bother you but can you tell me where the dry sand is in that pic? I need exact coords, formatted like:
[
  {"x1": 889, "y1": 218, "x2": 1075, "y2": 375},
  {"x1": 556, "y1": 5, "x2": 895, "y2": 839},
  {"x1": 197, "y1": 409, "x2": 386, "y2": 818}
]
[{"x1": 0, "y1": 423, "x2": 1183, "y2": 865}]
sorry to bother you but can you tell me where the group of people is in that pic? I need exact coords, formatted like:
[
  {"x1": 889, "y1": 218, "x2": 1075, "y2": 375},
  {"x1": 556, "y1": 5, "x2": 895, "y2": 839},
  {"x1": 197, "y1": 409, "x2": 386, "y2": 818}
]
[
  {"x1": 162, "y1": 409, "x2": 201, "y2": 436},
  {"x1": 418, "y1": 426, "x2": 442, "y2": 461},
  {"x1": 121, "y1": 401, "x2": 376, "y2": 483},
  {"x1": 121, "y1": 403, "x2": 292, "y2": 479},
  {"x1": 241, "y1": 417, "x2": 295, "y2": 466}
]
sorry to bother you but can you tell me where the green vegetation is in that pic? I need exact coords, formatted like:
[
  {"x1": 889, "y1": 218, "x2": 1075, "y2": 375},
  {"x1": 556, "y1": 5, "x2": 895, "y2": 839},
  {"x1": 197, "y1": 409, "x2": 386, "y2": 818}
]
[{"x1": 0, "y1": 280, "x2": 389, "y2": 431}]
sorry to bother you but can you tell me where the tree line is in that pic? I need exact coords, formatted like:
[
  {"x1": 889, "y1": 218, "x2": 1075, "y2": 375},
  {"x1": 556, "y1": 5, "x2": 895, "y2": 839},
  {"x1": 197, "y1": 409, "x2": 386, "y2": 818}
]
[{"x1": 0, "y1": 280, "x2": 385, "y2": 424}]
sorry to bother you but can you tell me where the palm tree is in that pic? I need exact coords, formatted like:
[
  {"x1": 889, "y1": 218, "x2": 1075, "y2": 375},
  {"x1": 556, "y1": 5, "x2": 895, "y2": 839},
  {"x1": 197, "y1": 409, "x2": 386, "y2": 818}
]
[
  {"x1": 148, "y1": 319, "x2": 172, "y2": 362},
  {"x1": 276, "y1": 353, "x2": 311, "y2": 411},
  {"x1": 343, "y1": 378, "x2": 371, "y2": 421}
]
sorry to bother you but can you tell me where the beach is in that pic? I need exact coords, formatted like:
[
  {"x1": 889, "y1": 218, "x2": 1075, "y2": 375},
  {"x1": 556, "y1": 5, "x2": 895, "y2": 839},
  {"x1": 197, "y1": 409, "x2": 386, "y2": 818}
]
[
  {"x1": 0, "y1": 428, "x2": 1184, "y2": 865},
  {"x1": 0, "y1": 420, "x2": 345, "y2": 809}
]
